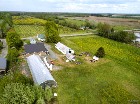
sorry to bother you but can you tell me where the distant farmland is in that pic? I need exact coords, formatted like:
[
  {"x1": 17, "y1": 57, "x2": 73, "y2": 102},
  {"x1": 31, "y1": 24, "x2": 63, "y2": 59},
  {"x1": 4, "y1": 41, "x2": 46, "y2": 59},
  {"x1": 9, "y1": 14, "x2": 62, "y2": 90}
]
[{"x1": 68, "y1": 16, "x2": 140, "y2": 29}]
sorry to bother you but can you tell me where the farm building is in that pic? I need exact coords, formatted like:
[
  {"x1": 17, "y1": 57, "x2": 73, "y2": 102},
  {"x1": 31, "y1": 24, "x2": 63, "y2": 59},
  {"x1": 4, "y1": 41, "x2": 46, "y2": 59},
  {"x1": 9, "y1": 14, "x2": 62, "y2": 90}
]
[
  {"x1": 55, "y1": 42, "x2": 74, "y2": 55},
  {"x1": 66, "y1": 53, "x2": 75, "y2": 61},
  {"x1": 24, "y1": 43, "x2": 49, "y2": 56},
  {"x1": 30, "y1": 38, "x2": 36, "y2": 44},
  {"x1": 37, "y1": 34, "x2": 46, "y2": 42},
  {"x1": 0, "y1": 57, "x2": 7, "y2": 73},
  {"x1": 27, "y1": 54, "x2": 57, "y2": 88}
]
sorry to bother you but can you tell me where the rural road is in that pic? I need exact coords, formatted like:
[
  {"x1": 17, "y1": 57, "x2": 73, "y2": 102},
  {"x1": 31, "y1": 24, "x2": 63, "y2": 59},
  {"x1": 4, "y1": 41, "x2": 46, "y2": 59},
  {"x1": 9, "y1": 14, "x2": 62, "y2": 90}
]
[
  {"x1": 60, "y1": 33, "x2": 93, "y2": 37},
  {"x1": 0, "y1": 39, "x2": 8, "y2": 58}
]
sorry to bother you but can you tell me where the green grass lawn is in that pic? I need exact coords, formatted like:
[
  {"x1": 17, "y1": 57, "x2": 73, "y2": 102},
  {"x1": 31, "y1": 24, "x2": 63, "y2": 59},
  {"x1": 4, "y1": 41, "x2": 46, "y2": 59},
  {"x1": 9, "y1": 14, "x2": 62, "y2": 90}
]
[{"x1": 52, "y1": 35, "x2": 140, "y2": 104}]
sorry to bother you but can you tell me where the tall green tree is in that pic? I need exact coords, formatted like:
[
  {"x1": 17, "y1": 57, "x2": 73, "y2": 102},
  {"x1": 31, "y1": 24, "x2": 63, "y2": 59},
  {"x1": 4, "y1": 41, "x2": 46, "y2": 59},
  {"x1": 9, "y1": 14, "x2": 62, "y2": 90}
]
[
  {"x1": 45, "y1": 21, "x2": 61, "y2": 43},
  {"x1": 7, "y1": 47, "x2": 19, "y2": 63},
  {"x1": 97, "y1": 23, "x2": 112, "y2": 38},
  {"x1": 6, "y1": 29, "x2": 23, "y2": 49},
  {"x1": 0, "y1": 13, "x2": 13, "y2": 38}
]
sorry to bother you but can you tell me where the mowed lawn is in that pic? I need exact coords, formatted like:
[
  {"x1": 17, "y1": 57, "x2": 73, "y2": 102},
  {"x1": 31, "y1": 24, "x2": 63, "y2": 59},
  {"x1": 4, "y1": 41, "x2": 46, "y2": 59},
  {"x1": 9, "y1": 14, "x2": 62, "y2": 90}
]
[{"x1": 52, "y1": 35, "x2": 140, "y2": 104}]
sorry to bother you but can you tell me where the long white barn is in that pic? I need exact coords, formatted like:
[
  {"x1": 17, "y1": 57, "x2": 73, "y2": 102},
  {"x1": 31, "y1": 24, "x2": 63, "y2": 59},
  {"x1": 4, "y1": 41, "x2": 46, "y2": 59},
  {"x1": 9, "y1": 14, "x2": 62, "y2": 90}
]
[
  {"x1": 27, "y1": 54, "x2": 57, "y2": 88},
  {"x1": 55, "y1": 42, "x2": 74, "y2": 55}
]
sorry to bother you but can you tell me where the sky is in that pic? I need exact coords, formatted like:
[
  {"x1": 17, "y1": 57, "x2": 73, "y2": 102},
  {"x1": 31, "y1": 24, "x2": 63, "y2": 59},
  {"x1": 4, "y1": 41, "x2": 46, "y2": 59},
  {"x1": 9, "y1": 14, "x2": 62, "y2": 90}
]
[{"x1": 0, "y1": 0, "x2": 140, "y2": 14}]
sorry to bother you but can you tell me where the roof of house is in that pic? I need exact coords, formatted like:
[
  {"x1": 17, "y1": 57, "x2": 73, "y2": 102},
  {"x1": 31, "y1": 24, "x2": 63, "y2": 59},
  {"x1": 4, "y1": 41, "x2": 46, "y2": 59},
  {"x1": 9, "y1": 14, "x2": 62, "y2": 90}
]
[
  {"x1": 27, "y1": 54, "x2": 56, "y2": 86},
  {"x1": 0, "y1": 58, "x2": 6, "y2": 70},
  {"x1": 30, "y1": 38, "x2": 36, "y2": 44},
  {"x1": 24, "y1": 43, "x2": 48, "y2": 54},
  {"x1": 55, "y1": 42, "x2": 72, "y2": 54},
  {"x1": 38, "y1": 34, "x2": 46, "y2": 39}
]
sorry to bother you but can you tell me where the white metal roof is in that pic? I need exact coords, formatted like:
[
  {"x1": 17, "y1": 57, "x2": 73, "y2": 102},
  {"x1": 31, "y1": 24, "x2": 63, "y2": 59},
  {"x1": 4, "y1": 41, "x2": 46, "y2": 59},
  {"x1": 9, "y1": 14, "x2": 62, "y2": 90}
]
[
  {"x1": 27, "y1": 54, "x2": 56, "y2": 85},
  {"x1": 55, "y1": 42, "x2": 73, "y2": 54},
  {"x1": 66, "y1": 53, "x2": 75, "y2": 61}
]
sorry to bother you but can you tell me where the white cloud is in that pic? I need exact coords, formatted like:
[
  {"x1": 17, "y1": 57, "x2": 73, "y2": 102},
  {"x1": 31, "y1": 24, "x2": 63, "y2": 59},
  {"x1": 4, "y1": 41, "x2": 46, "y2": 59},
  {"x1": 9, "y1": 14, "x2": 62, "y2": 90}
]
[{"x1": 0, "y1": 0, "x2": 139, "y2": 13}]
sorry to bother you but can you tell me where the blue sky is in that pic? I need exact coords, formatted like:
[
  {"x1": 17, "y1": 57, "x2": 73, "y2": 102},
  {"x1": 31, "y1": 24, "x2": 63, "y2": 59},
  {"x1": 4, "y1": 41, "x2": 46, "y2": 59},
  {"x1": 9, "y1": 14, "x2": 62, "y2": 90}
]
[{"x1": 0, "y1": 0, "x2": 140, "y2": 13}]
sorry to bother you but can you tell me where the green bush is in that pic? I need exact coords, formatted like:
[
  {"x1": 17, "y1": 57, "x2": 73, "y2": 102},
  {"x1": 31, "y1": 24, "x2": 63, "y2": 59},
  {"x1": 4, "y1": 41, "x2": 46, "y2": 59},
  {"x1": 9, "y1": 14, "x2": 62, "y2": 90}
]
[{"x1": 95, "y1": 47, "x2": 105, "y2": 58}]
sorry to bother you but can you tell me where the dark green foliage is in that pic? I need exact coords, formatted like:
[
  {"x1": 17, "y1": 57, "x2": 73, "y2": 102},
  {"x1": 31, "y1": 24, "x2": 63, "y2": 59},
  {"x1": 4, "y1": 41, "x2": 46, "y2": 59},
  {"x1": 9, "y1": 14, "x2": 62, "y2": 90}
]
[
  {"x1": 44, "y1": 86, "x2": 53, "y2": 102},
  {"x1": 7, "y1": 47, "x2": 19, "y2": 63},
  {"x1": 45, "y1": 21, "x2": 61, "y2": 43},
  {"x1": 0, "y1": 13, "x2": 13, "y2": 38},
  {"x1": 0, "y1": 71, "x2": 54, "y2": 104},
  {"x1": 0, "y1": 40, "x2": 3, "y2": 50},
  {"x1": 97, "y1": 23, "x2": 112, "y2": 38},
  {"x1": 0, "y1": 71, "x2": 33, "y2": 96},
  {"x1": 112, "y1": 31, "x2": 135, "y2": 43},
  {"x1": 0, "y1": 83, "x2": 35, "y2": 104},
  {"x1": 95, "y1": 47, "x2": 105, "y2": 58},
  {"x1": 36, "y1": 97, "x2": 45, "y2": 104},
  {"x1": 6, "y1": 29, "x2": 23, "y2": 49},
  {"x1": 97, "y1": 23, "x2": 135, "y2": 43}
]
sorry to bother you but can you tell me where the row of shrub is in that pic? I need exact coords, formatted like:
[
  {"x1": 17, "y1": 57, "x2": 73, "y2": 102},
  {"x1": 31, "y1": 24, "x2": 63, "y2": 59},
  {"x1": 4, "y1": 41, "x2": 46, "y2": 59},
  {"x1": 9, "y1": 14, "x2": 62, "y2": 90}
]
[{"x1": 97, "y1": 23, "x2": 135, "y2": 43}]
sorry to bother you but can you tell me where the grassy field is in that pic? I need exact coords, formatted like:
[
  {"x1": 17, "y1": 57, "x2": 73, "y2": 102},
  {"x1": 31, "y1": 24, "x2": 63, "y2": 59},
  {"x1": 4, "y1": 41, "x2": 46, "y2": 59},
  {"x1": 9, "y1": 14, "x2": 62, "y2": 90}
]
[
  {"x1": 65, "y1": 18, "x2": 86, "y2": 27},
  {"x1": 52, "y1": 35, "x2": 140, "y2": 104},
  {"x1": 14, "y1": 25, "x2": 88, "y2": 38}
]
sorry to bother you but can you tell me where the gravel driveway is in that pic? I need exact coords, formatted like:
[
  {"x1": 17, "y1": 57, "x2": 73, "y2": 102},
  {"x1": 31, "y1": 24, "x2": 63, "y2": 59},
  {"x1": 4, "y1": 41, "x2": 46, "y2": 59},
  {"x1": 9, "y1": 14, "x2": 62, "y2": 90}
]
[
  {"x1": 0, "y1": 39, "x2": 8, "y2": 58},
  {"x1": 44, "y1": 43, "x2": 58, "y2": 60}
]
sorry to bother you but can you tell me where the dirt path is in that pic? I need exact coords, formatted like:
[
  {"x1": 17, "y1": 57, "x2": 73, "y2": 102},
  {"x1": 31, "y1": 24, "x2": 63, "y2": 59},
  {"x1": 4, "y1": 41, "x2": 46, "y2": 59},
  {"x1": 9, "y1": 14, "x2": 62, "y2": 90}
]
[{"x1": 60, "y1": 33, "x2": 93, "y2": 37}]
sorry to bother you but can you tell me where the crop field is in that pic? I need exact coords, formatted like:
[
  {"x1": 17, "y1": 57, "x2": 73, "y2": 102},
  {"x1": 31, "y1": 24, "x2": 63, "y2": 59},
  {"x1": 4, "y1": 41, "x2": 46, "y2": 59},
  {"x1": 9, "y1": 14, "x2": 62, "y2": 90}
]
[
  {"x1": 52, "y1": 35, "x2": 140, "y2": 104},
  {"x1": 13, "y1": 16, "x2": 46, "y2": 25},
  {"x1": 68, "y1": 16, "x2": 140, "y2": 29},
  {"x1": 14, "y1": 25, "x2": 87, "y2": 38},
  {"x1": 65, "y1": 18, "x2": 86, "y2": 27},
  {"x1": 14, "y1": 25, "x2": 45, "y2": 38}
]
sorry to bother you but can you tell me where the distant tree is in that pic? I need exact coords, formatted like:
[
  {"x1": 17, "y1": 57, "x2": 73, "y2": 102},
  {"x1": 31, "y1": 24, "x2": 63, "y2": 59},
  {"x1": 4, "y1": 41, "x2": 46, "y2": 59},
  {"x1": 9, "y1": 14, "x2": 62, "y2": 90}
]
[
  {"x1": 95, "y1": 47, "x2": 105, "y2": 58},
  {"x1": 45, "y1": 21, "x2": 61, "y2": 43},
  {"x1": 97, "y1": 23, "x2": 112, "y2": 38},
  {"x1": 6, "y1": 29, "x2": 23, "y2": 49},
  {"x1": 113, "y1": 31, "x2": 135, "y2": 43}
]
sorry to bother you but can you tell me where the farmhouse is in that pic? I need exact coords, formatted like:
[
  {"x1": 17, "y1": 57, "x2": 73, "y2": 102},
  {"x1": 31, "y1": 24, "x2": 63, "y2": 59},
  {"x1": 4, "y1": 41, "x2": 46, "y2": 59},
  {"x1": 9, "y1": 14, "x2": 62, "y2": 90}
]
[
  {"x1": 24, "y1": 43, "x2": 48, "y2": 56},
  {"x1": 27, "y1": 54, "x2": 57, "y2": 88},
  {"x1": 30, "y1": 38, "x2": 36, "y2": 44},
  {"x1": 0, "y1": 57, "x2": 7, "y2": 73},
  {"x1": 37, "y1": 34, "x2": 46, "y2": 42},
  {"x1": 55, "y1": 42, "x2": 74, "y2": 55}
]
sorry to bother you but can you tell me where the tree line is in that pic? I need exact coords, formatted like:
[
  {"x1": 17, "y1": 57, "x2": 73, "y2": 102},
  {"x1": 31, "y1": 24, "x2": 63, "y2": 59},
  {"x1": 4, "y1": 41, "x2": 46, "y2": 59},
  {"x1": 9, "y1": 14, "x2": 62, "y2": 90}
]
[
  {"x1": 0, "y1": 12, "x2": 13, "y2": 38},
  {"x1": 97, "y1": 23, "x2": 135, "y2": 43}
]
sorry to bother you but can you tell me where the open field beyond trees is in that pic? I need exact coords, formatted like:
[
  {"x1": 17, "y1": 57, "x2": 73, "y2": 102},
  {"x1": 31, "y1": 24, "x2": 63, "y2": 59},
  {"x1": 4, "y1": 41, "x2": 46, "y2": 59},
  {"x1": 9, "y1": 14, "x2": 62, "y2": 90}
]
[
  {"x1": 52, "y1": 35, "x2": 140, "y2": 104},
  {"x1": 67, "y1": 16, "x2": 140, "y2": 29}
]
